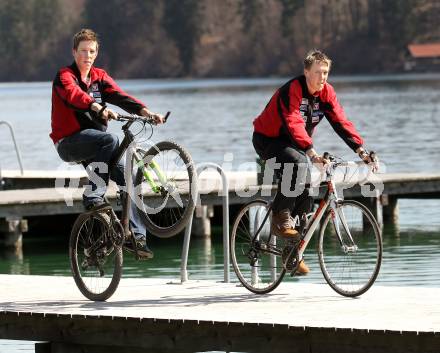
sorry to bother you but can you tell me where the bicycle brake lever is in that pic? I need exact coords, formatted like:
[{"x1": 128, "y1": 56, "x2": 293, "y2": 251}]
[
  {"x1": 164, "y1": 111, "x2": 171, "y2": 122},
  {"x1": 323, "y1": 152, "x2": 336, "y2": 162}
]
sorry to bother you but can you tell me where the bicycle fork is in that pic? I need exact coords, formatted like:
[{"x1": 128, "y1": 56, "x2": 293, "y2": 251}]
[{"x1": 133, "y1": 151, "x2": 168, "y2": 194}]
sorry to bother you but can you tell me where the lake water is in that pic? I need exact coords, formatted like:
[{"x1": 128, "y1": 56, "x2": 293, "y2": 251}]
[{"x1": 1, "y1": 74, "x2": 440, "y2": 352}]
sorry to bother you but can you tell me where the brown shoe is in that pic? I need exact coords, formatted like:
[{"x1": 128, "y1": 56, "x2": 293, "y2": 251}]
[
  {"x1": 295, "y1": 260, "x2": 310, "y2": 276},
  {"x1": 271, "y1": 209, "x2": 300, "y2": 239}
]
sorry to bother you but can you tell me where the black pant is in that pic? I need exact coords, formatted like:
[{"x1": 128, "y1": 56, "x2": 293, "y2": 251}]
[{"x1": 253, "y1": 132, "x2": 312, "y2": 214}]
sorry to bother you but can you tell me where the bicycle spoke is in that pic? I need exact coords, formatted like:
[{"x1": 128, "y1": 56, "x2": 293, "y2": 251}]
[
  {"x1": 319, "y1": 200, "x2": 382, "y2": 297},
  {"x1": 231, "y1": 200, "x2": 287, "y2": 294},
  {"x1": 136, "y1": 142, "x2": 196, "y2": 238},
  {"x1": 70, "y1": 212, "x2": 123, "y2": 301}
]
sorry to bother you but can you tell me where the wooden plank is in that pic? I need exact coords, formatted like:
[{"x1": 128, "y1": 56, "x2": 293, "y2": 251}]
[{"x1": 0, "y1": 275, "x2": 439, "y2": 353}]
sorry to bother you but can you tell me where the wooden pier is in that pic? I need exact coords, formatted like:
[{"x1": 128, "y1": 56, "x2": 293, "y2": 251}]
[
  {"x1": 1, "y1": 169, "x2": 440, "y2": 249},
  {"x1": 0, "y1": 274, "x2": 439, "y2": 353}
]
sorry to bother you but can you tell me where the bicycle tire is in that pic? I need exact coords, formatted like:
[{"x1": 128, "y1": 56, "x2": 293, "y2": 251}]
[
  {"x1": 134, "y1": 141, "x2": 197, "y2": 238},
  {"x1": 231, "y1": 199, "x2": 286, "y2": 294},
  {"x1": 70, "y1": 211, "x2": 123, "y2": 301},
  {"x1": 318, "y1": 200, "x2": 382, "y2": 297}
]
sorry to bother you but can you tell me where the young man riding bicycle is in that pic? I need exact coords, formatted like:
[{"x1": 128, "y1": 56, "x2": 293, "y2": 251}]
[
  {"x1": 252, "y1": 50, "x2": 378, "y2": 275},
  {"x1": 50, "y1": 29, "x2": 165, "y2": 258}
]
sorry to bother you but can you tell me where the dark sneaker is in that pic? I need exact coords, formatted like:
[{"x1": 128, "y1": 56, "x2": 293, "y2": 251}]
[
  {"x1": 135, "y1": 237, "x2": 154, "y2": 259},
  {"x1": 125, "y1": 235, "x2": 154, "y2": 259}
]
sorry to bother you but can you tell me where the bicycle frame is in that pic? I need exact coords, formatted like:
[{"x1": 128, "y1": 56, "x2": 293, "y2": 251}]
[
  {"x1": 230, "y1": 155, "x2": 380, "y2": 297},
  {"x1": 293, "y1": 164, "x2": 358, "y2": 263},
  {"x1": 109, "y1": 117, "x2": 170, "y2": 238},
  {"x1": 250, "y1": 161, "x2": 359, "y2": 268},
  {"x1": 296, "y1": 182, "x2": 336, "y2": 260},
  {"x1": 133, "y1": 153, "x2": 168, "y2": 194}
]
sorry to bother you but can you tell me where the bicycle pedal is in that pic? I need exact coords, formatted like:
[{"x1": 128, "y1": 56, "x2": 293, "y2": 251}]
[
  {"x1": 287, "y1": 261, "x2": 299, "y2": 274},
  {"x1": 123, "y1": 243, "x2": 153, "y2": 260},
  {"x1": 136, "y1": 254, "x2": 152, "y2": 261},
  {"x1": 123, "y1": 244, "x2": 135, "y2": 252}
]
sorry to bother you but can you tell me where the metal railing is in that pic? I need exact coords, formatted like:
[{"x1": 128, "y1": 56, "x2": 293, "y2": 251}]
[
  {"x1": 0, "y1": 121, "x2": 24, "y2": 175},
  {"x1": 181, "y1": 163, "x2": 230, "y2": 283}
]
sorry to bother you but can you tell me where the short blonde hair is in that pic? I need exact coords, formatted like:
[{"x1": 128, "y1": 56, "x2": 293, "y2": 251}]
[
  {"x1": 73, "y1": 28, "x2": 99, "y2": 50},
  {"x1": 303, "y1": 49, "x2": 332, "y2": 70}
]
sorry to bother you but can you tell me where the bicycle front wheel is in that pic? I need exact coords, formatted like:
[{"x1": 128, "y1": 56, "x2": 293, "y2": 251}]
[
  {"x1": 134, "y1": 141, "x2": 197, "y2": 238},
  {"x1": 69, "y1": 211, "x2": 123, "y2": 301},
  {"x1": 231, "y1": 200, "x2": 286, "y2": 294},
  {"x1": 318, "y1": 200, "x2": 382, "y2": 297}
]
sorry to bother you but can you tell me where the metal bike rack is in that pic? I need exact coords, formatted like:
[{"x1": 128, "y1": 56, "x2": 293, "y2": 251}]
[
  {"x1": 181, "y1": 162, "x2": 230, "y2": 283},
  {"x1": 0, "y1": 121, "x2": 24, "y2": 176}
]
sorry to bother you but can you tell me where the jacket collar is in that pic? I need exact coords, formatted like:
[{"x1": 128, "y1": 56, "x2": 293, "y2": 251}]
[{"x1": 69, "y1": 62, "x2": 94, "y2": 86}]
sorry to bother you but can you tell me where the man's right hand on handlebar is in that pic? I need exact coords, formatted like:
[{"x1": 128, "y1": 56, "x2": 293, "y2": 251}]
[
  {"x1": 307, "y1": 149, "x2": 330, "y2": 169},
  {"x1": 140, "y1": 107, "x2": 165, "y2": 125}
]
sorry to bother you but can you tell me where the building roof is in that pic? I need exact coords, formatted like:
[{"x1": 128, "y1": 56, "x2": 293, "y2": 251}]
[{"x1": 408, "y1": 43, "x2": 440, "y2": 58}]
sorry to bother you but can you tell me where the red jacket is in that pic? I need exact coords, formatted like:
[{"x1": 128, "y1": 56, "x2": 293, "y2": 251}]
[
  {"x1": 50, "y1": 63, "x2": 146, "y2": 144},
  {"x1": 253, "y1": 75, "x2": 363, "y2": 152}
]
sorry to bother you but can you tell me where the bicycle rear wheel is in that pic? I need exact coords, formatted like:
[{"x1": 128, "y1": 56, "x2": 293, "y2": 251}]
[
  {"x1": 318, "y1": 200, "x2": 382, "y2": 297},
  {"x1": 134, "y1": 141, "x2": 196, "y2": 238},
  {"x1": 70, "y1": 211, "x2": 123, "y2": 301},
  {"x1": 231, "y1": 200, "x2": 286, "y2": 294}
]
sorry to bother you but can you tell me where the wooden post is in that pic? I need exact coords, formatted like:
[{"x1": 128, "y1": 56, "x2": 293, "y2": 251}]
[
  {"x1": 359, "y1": 197, "x2": 383, "y2": 229},
  {"x1": 0, "y1": 217, "x2": 28, "y2": 251},
  {"x1": 193, "y1": 205, "x2": 214, "y2": 237},
  {"x1": 381, "y1": 194, "x2": 399, "y2": 226}
]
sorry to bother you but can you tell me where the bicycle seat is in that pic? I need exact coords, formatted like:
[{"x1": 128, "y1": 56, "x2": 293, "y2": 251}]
[{"x1": 85, "y1": 201, "x2": 112, "y2": 212}]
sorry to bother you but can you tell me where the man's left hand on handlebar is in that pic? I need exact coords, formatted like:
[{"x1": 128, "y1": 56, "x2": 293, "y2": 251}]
[
  {"x1": 91, "y1": 103, "x2": 118, "y2": 121},
  {"x1": 356, "y1": 147, "x2": 379, "y2": 172},
  {"x1": 140, "y1": 107, "x2": 165, "y2": 125}
]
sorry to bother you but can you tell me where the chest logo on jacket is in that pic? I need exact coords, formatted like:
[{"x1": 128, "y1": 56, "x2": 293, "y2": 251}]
[
  {"x1": 299, "y1": 98, "x2": 324, "y2": 124},
  {"x1": 89, "y1": 83, "x2": 102, "y2": 103}
]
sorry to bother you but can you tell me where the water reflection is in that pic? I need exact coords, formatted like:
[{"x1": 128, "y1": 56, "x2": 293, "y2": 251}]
[{"x1": 0, "y1": 247, "x2": 29, "y2": 275}]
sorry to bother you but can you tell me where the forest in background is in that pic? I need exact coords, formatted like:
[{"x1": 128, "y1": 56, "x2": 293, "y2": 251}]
[{"x1": 0, "y1": 0, "x2": 439, "y2": 81}]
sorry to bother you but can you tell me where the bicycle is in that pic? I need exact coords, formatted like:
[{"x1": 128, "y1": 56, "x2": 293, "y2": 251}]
[
  {"x1": 69, "y1": 112, "x2": 197, "y2": 301},
  {"x1": 230, "y1": 153, "x2": 382, "y2": 297}
]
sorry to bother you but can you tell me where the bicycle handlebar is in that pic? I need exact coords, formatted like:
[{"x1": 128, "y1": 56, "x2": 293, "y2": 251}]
[
  {"x1": 320, "y1": 152, "x2": 379, "y2": 186},
  {"x1": 323, "y1": 151, "x2": 377, "y2": 169},
  {"x1": 322, "y1": 153, "x2": 357, "y2": 167},
  {"x1": 115, "y1": 111, "x2": 171, "y2": 125}
]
